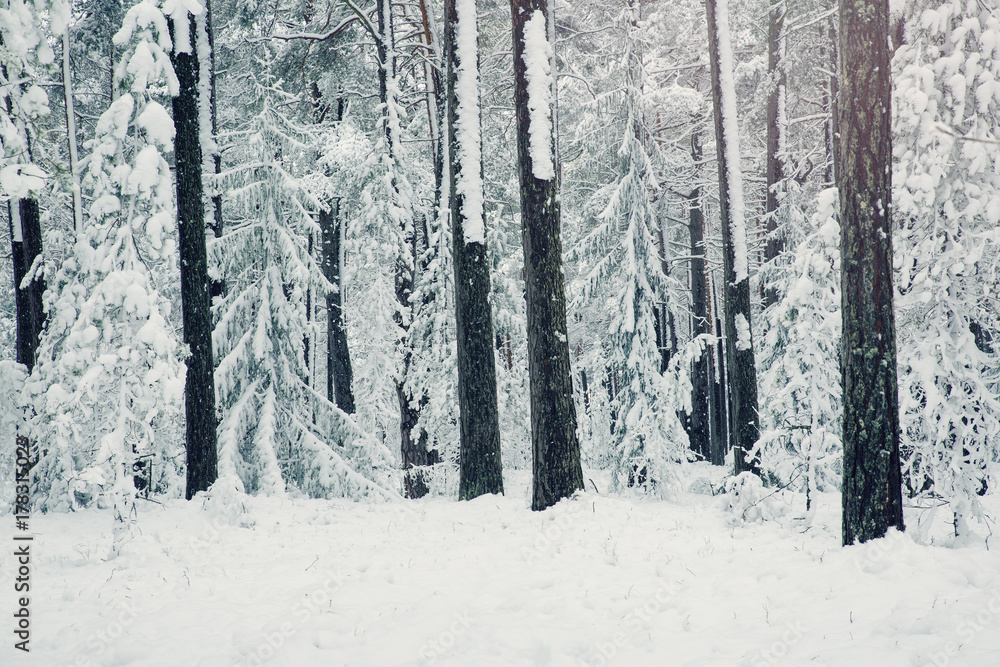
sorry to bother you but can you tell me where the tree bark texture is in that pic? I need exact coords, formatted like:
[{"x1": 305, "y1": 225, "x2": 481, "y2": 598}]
[
  {"x1": 320, "y1": 204, "x2": 355, "y2": 415},
  {"x1": 838, "y1": 0, "x2": 904, "y2": 545},
  {"x1": 653, "y1": 229, "x2": 676, "y2": 374},
  {"x1": 199, "y1": 0, "x2": 223, "y2": 240},
  {"x1": 705, "y1": 0, "x2": 762, "y2": 477},
  {"x1": 510, "y1": 0, "x2": 585, "y2": 511},
  {"x1": 445, "y1": 0, "x2": 505, "y2": 499},
  {"x1": 10, "y1": 198, "x2": 45, "y2": 372},
  {"x1": 763, "y1": 2, "x2": 785, "y2": 308},
  {"x1": 687, "y1": 145, "x2": 711, "y2": 461},
  {"x1": 197, "y1": 0, "x2": 226, "y2": 302},
  {"x1": 376, "y1": 0, "x2": 437, "y2": 497},
  {"x1": 711, "y1": 312, "x2": 728, "y2": 466},
  {"x1": 170, "y1": 18, "x2": 219, "y2": 499}
]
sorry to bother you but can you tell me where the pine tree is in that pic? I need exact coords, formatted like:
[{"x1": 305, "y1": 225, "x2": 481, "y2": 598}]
[
  {"x1": 2, "y1": 0, "x2": 67, "y2": 512},
  {"x1": 167, "y1": 0, "x2": 218, "y2": 499},
  {"x1": 893, "y1": 0, "x2": 1000, "y2": 537},
  {"x1": 572, "y1": 0, "x2": 690, "y2": 495},
  {"x1": 2, "y1": 0, "x2": 62, "y2": 374},
  {"x1": 758, "y1": 187, "x2": 842, "y2": 507},
  {"x1": 366, "y1": 0, "x2": 441, "y2": 498},
  {"x1": 686, "y1": 132, "x2": 712, "y2": 463},
  {"x1": 29, "y1": 0, "x2": 186, "y2": 551},
  {"x1": 705, "y1": 0, "x2": 761, "y2": 476},
  {"x1": 315, "y1": 96, "x2": 356, "y2": 416},
  {"x1": 445, "y1": 0, "x2": 504, "y2": 499},
  {"x1": 510, "y1": 0, "x2": 585, "y2": 510},
  {"x1": 838, "y1": 0, "x2": 904, "y2": 545},
  {"x1": 762, "y1": 0, "x2": 787, "y2": 307},
  {"x1": 213, "y1": 69, "x2": 394, "y2": 500},
  {"x1": 402, "y1": 2, "x2": 460, "y2": 496}
]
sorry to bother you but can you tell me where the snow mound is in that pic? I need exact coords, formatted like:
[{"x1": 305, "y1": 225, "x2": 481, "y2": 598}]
[{"x1": 722, "y1": 471, "x2": 787, "y2": 524}]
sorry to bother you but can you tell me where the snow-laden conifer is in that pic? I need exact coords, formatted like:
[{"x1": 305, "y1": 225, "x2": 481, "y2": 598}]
[
  {"x1": 0, "y1": 0, "x2": 65, "y2": 202},
  {"x1": 213, "y1": 68, "x2": 395, "y2": 501},
  {"x1": 758, "y1": 187, "x2": 842, "y2": 507},
  {"x1": 571, "y1": 4, "x2": 691, "y2": 496},
  {"x1": 893, "y1": 0, "x2": 1000, "y2": 537},
  {"x1": 28, "y1": 0, "x2": 186, "y2": 553},
  {"x1": 404, "y1": 213, "x2": 459, "y2": 494}
]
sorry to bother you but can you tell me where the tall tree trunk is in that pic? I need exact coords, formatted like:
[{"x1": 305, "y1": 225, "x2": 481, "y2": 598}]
[
  {"x1": 311, "y1": 92, "x2": 355, "y2": 416},
  {"x1": 196, "y1": 0, "x2": 226, "y2": 302},
  {"x1": 711, "y1": 308, "x2": 729, "y2": 466},
  {"x1": 2, "y1": 55, "x2": 46, "y2": 374},
  {"x1": 687, "y1": 134, "x2": 711, "y2": 461},
  {"x1": 3, "y1": 46, "x2": 46, "y2": 474},
  {"x1": 9, "y1": 199, "x2": 45, "y2": 372},
  {"x1": 417, "y1": 0, "x2": 445, "y2": 195},
  {"x1": 62, "y1": 29, "x2": 83, "y2": 237},
  {"x1": 320, "y1": 201, "x2": 355, "y2": 415},
  {"x1": 510, "y1": 0, "x2": 585, "y2": 511},
  {"x1": 446, "y1": 0, "x2": 504, "y2": 499},
  {"x1": 376, "y1": 0, "x2": 437, "y2": 497},
  {"x1": 196, "y1": 1, "x2": 223, "y2": 240},
  {"x1": 653, "y1": 228, "x2": 676, "y2": 374},
  {"x1": 838, "y1": 0, "x2": 904, "y2": 545},
  {"x1": 170, "y1": 16, "x2": 219, "y2": 498},
  {"x1": 762, "y1": 1, "x2": 785, "y2": 307},
  {"x1": 705, "y1": 0, "x2": 761, "y2": 476}
]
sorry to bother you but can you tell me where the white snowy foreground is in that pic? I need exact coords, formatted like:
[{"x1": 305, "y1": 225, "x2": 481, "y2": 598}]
[{"x1": 3, "y1": 468, "x2": 1000, "y2": 667}]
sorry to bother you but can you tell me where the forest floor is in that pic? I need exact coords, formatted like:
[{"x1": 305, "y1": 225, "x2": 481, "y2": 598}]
[{"x1": 3, "y1": 465, "x2": 999, "y2": 667}]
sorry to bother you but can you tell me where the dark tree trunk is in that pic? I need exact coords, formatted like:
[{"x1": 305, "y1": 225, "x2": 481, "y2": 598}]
[
  {"x1": 711, "y1": 313, "x2": 729, "y2": 466},
  {"x1": 398, "y1": 372, "x2": 439, "y2": 499},
  {"x1": 445, "y1": 0, "x2": 505, "y2": 499},
  {"x1": 687, "y1": 134, "x2": 711, "y2": 461},
  {"x1": 653, "y1": 229, "x2": 676, "y2": 373},
  {"x1": 375, "y1": 0, "x2": 437, "y2": 497},
  {"x1": 763, "y1": 2, "x2": 785, "y2": 307},
  {"x1": 199, "y1": 1, "x2": 226, "y2": 302},
  {"x1": 605, "y1": 366, "x2": 618, "y2": 436},
  {"x1": 838, "y1": 0, "x2": 904, "y2": 545},
  {"x1": 312, "y1": 92, "x2": 354, "y2": 416},
  {"x1": 200, "y1": 0, "x2": 223, "y2": 241},
  {"x1": 320, "y1": 203, "x2": 356, "y2": 416},
  {"x1": 4, "y1": 54, "x2": 45, "y2": 477},
  {"x1": 417, "y1": 0, "x2": 446, "y2": 198},
  {"x1": 510, "y1": 0, "x2": 585, "y2": 511},
  {"x1": 3, "y1": 56, "x2": 46, "y2": 372},
  {"x1": 10, "y1": 199, "x2": 45, "y2": 372},
  {"x1": 305, "y1": 233, "x2": 313, "y2": 383},
  {"x1": 397, "y1": 276, "x2": 436, "y2": 498},
  {"x1": 705, "y1": 0, "x2": 762, "y2": 477},
  {"x1": 170, "y1": 18, "x2": 218, "y2": 499},
  {"x1": 9, "y1": 199, "x2": 44, "y2": 482}
]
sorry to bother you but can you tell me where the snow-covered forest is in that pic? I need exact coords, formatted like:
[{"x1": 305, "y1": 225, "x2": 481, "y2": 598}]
[{"x1": 2, "y1": 0, "x2": 1000, "y2": 663}]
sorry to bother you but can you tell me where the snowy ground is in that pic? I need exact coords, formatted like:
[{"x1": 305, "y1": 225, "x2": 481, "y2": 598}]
[{"x1": 3, "y1": 467, "x2": 999, "y2": 667}]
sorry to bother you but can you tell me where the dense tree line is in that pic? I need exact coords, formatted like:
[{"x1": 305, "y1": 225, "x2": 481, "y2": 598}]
[{"x1": 2, "y1": 0, "x2": 997, "y2": 548}]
